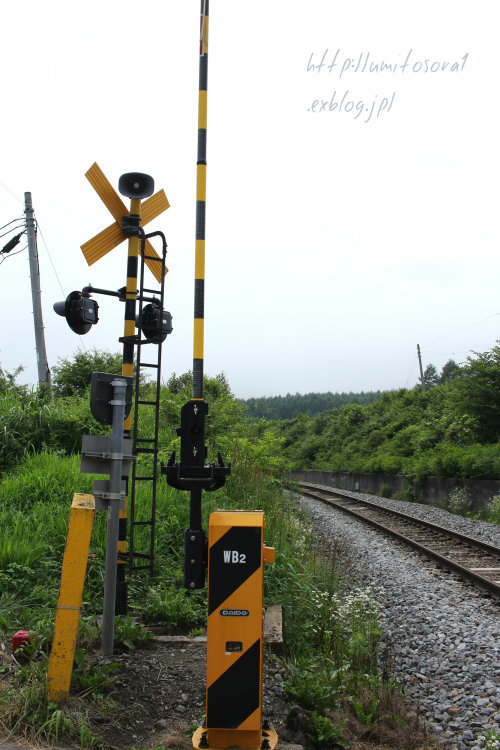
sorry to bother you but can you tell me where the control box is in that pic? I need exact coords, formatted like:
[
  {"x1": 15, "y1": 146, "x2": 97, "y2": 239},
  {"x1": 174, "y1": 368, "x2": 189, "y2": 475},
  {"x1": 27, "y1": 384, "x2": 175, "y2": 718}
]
[{"x1": 193, "y1": 510, "x2": 276, "y2": 750}]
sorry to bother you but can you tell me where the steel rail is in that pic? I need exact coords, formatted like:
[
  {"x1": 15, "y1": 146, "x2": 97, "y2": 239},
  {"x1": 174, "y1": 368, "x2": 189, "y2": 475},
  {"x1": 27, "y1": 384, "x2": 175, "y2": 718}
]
[
  {"x1": 299, "y1": 482, "x2": 500, "y2": 556},
  {"x1": 298, "y1": 483, "x2": 500, "y2": 599}
]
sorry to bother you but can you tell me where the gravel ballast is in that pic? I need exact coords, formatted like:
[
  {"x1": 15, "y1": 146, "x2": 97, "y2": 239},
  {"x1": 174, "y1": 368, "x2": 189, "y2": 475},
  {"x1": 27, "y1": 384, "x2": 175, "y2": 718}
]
[{"x1": 299, "y1": 487, "x2": 500, "y2": 750}]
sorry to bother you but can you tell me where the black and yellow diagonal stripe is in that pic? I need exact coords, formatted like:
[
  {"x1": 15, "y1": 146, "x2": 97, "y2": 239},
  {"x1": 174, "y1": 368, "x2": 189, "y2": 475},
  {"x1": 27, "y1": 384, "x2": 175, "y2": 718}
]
[
  {"x1": 207, "y1": 639, "x2": 261, "y2": 729},
  {"x1": 205, "y1": 513, "x2": 265, "y2": 738}
]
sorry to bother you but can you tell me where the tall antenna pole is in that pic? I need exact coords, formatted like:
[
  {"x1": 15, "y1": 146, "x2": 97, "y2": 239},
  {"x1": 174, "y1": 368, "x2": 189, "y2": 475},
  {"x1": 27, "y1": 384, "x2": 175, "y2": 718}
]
[
  {"x1": 24, "y1": 192, "x2": 51, "y2": 395},
  {"x1": 193, "y1": 0, "x2": 208, "y2": 400}
]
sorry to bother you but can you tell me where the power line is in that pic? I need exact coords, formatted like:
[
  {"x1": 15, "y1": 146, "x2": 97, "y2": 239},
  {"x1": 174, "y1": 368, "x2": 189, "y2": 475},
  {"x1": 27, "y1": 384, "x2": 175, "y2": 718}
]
[
  {"x1": 34, "y1": 218, "x2": 66, "y2": 297},
  {"x1": 0, "y1": 182, "x2": 23, "y2": 204},
  {"x1": 422, "y1": 312, "x2": 499, "y2": 349},
  {"x1": 0, "y1": 243, "x2": 28, "y2": 265},
  {"x1": 403, "y1": 353, "x2": 418, "y2": 387},
  {"x1": 34, "y1": 216, "x2": 87, "y2": 354},
  {"x1": 0, "y1": 217, "x2": 24, "y2": 233},
  {"x1": 1, "y1": 226, "x2": 25, "y2": 239}
]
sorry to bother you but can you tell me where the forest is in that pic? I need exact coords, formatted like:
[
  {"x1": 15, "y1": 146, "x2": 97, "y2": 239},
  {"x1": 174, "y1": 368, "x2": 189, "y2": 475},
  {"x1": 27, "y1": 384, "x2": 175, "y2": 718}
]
[
  {"x1": 280, "y1": 346, "x2": 500, "y2": 482},
  {"x1": 242, "y1": 357, "x2": 465, "y2": 421},
  {"x1": 241, "y1": 390, "x2": 383, "y2": 420}
]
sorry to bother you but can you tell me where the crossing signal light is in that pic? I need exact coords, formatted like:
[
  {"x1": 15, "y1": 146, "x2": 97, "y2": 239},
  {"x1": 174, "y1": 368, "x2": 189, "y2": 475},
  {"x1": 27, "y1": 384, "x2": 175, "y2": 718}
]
[
  {"x1": 53, "y1": 291, "x2": 99, "y2": 335},
  {"x1": 118, "y1": 172, "x2": 155, "y2": 200},
  {"x1": 138, "y1": 303, "x2": 173, "y2": 343}
]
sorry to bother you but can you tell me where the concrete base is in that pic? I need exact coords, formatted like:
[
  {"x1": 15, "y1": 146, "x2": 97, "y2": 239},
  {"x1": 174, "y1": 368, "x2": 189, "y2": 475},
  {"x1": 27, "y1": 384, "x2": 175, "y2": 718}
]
[{"x1": 192, "y1": 726, "x2": 278, "y2": 750}]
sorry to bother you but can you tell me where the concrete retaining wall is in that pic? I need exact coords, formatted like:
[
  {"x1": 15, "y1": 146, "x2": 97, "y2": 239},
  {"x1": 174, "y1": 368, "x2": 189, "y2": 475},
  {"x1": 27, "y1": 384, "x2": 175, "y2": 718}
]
[{"x1": 288, "y1": 470, "x2": 500, "y2": 512}]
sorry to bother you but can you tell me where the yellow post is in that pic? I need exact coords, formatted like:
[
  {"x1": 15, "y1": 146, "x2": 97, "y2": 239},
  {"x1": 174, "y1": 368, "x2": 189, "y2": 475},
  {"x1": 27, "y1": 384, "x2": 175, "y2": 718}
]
[{"x1": 47, "y1": 493, "x2": 95, "y2": 703}]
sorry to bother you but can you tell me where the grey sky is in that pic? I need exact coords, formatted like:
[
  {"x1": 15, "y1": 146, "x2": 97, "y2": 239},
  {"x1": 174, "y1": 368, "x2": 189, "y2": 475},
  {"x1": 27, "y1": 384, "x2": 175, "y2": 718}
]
[{"x1": 1, "y1": 1, "x2": 498, "y2": 399}]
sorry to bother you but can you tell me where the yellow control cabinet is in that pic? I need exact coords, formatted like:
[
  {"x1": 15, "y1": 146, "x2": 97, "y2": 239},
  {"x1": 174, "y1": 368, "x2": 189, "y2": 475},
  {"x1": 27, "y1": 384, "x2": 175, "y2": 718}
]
[{"x1": 193, "y1": 510, "x2": 276, "y2": 750}]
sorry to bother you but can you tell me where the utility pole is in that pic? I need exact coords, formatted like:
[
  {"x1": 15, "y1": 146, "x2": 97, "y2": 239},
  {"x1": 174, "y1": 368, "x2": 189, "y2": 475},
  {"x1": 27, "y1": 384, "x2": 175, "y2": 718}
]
[
  {"x1": 417, "y1": 343, "x2": 425, "y2": 389},
  {"x1": 24, "y1": 192, "x2": 51, "y2": 394}
]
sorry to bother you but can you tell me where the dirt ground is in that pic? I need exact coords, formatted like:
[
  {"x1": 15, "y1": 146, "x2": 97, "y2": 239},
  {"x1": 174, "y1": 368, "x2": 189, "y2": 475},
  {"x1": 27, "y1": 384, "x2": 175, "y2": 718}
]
[
  {"x1": 82, "y1": 638, "x2": 292, "y2": 749},
  {"x1": 0, "y1": 636, "x2": 441, "y2": 750}
]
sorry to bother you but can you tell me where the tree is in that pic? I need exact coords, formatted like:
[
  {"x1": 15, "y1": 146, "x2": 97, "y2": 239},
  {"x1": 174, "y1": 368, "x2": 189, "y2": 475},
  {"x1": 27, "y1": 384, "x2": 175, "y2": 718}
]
[
  {"x1": 422, "y1": 364, "x2": 440, "y2": 389},
  {"x1": 449, "y1": 345, "x2": 500, "y2": 443},
  {"x1": 52, "y1": 349, "x2": 123, "y2": 397},
  {"x1": 0, "y1": 363, "x2": 25, "y2": 396},
  {"x1": 166, "y1": 371, "x2": 232, "y2": 400},
  {"x1": 440, "y1": 359, "x2": 461, "y2": 384},
  {"x1": 166, "y1": 371, "x2": 193, "y2": 394}
]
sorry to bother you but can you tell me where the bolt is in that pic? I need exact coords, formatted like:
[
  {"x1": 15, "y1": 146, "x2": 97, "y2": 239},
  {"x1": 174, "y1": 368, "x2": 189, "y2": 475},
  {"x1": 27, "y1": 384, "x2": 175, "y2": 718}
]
[
  {"x1": 190, "y1": 535, "x2": 196, "y2": 542},
  {"x1": 199, "y1": 732, "x2": 209, "y2": 748},
  {"x1": 190, "y1": 582, "x2": 195, "y2": 588},
  {"x1": 261, "y1": 740, "x2": 271, "y2": 750}
]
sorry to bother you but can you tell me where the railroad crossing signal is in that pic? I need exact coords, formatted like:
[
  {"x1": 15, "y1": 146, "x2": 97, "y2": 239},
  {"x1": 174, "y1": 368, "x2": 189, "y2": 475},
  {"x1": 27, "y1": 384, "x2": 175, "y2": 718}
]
[
  {"x1": 78, "y1": 162, "x2": 170, "y2": 617},
  {"x1": 80, "y1": 162, "x2": 170, "y2": 282}
]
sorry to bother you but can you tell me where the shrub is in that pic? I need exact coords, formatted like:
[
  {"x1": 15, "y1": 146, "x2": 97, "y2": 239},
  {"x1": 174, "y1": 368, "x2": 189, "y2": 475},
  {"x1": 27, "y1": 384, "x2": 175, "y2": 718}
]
[
  {"x1": 447, "y1": 487, "x2": 472, "y2": 515},
  {"x1": 0, "y1": 391, "x2": 106, "y2": 471},
  {"x1": 52, "y1": 349, "x2": 123, "y2": 397},
  {"x1": 487, "y1": 495, "x2": 500, "y2": 524}
]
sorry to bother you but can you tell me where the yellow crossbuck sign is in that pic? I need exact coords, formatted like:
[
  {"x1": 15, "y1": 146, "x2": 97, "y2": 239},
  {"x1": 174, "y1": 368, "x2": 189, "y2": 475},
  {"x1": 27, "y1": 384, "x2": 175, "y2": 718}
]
[{"x1": 80, "y1": 162, "x2": 170, "y2": 283}]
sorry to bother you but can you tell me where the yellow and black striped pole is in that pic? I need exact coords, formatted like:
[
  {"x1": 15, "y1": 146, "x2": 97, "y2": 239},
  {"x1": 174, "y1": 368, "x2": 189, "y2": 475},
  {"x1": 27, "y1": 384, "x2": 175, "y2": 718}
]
[
  {"x1": 187, "y1": 0, "x2": 209, "y2": 540},
  {"x1": 163, "y1": 0, "x2": 229, "y2": 589},
  {"x1": 116, "y1": 196, "x2": 141, "y2": 614},
  {"x1": 193, "y1": 0, "x2": 208, "y2": 401}
]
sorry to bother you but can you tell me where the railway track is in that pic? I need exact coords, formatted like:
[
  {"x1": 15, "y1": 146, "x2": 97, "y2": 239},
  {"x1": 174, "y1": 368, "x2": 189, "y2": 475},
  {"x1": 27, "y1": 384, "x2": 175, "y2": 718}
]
[{"x1": 297, "y1": 482, "x2": 500, "y2": 599}]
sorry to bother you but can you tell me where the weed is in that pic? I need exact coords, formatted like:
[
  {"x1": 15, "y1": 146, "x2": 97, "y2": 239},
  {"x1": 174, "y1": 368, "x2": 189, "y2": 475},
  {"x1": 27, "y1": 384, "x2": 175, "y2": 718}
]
[
  {"x1": 306, "y1": 711, "x2": 348, "y2": 749},
  {"x1": 0, "y1": 657, "x2": 48, "y2": 736},
  {"x1": 72, "y1": 648, "x2": 120, "y2": 698},
  {"x1": 113, "y1": 615, "x2": 154, "y2": 649},
  {"x1": 350, "y1": 676, "x2": 406, "y2": 730},
  {"x1": 143, "y1": 585, "x2": 205, "y2": 631},
  {"x1": 380, "y1": 483, "x2": 392, "y2": 499},
  {"x1": 447, "y1": 487, "x2": 472, "y2": 515},
  {"x1": 76, "y1": 713, "x2": 104, "y2": 749},
  {"x1": 284, "y1": 657, "x2": 348, "y2": 712},
  {"x1": 477, "y1": 729, "x2": 500, "y2": 749},
  {"x1": 391, "y1": 491, "x2": 405, "y2": 501},
  {"x1": 351, "y1": 696, "x2": 380, "y2": 725},
  {"x1": 184, "y1": 721, "x2": 202, "y2": 736},
  {"x1": 403, "y1": 483, "x2": 416, "y2": 501},
  {"x1": 487, "y1": 495, "x2": 500, "y2": 524},
  {"x1": 17, "y1": 629, "x2": 49, "y2": 659},
  {"x1": 77, "y1": 616, "x2": 103, "y2": 649},
  {"x1": 35, "y1": 707, "x2": 74, "y2": 743}
]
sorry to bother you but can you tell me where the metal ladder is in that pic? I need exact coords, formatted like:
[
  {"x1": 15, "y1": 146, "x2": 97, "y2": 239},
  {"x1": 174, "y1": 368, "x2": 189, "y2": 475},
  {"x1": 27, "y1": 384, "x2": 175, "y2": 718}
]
[{"x1": 128, "y1": 233, "x2": 167, "y2": 574}]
